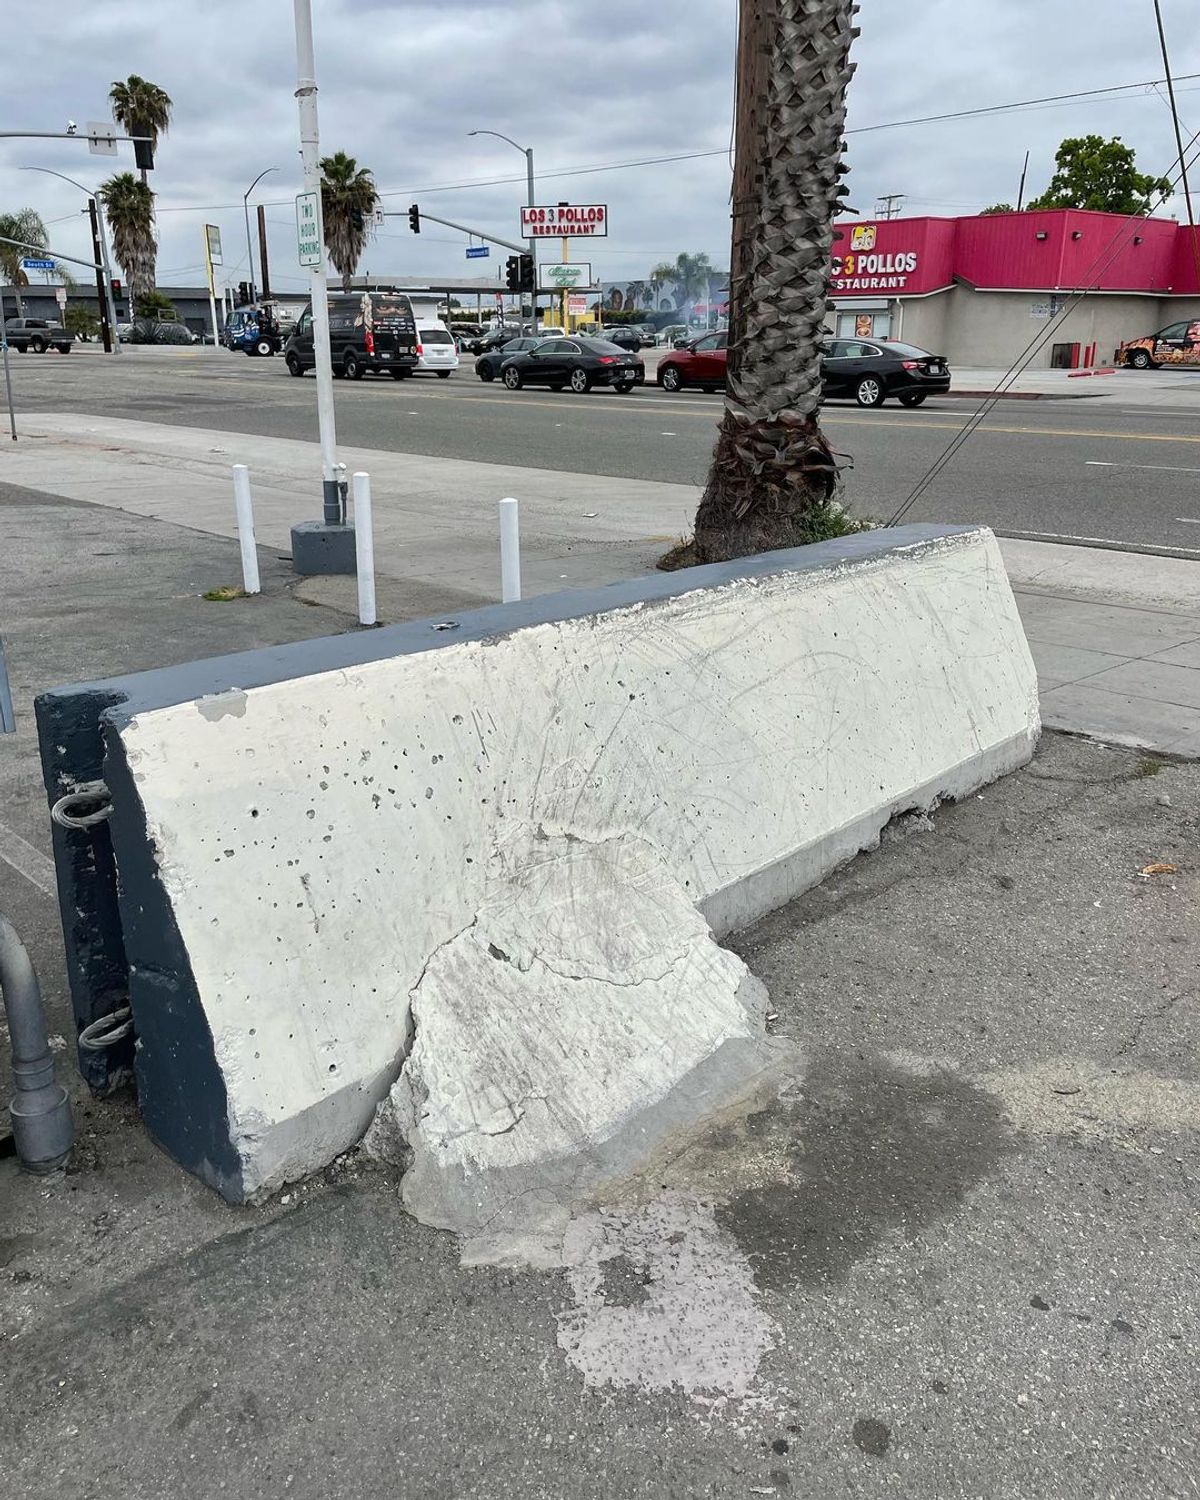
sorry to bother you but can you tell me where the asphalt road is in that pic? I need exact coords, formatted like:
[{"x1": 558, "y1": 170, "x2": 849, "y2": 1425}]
[{"x1": 7, "y1": 345, "x2": 1200, "y2": 555}]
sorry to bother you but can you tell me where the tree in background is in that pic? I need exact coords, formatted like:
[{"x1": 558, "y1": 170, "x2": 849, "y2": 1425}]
[
  {"x1": 1026, "y1": 136, "x2": 1172, "y2": 215},
  {"x1": 109, "y1": 75, "x2": 173, "y2": 187},
  {"x1": 63, "y1": 305, "x2": 100, "y2": 340},
  {"x1": 688, "y1": 0, "x2": 859, "y2": 565},
  {"x1": 979, "y1": 203, "x2": 1014, "y2": 215},
  {"x1": 98, "y1": 173, "x2": 156, "y2": 307},
  {"x1": 319, "y1": 153, "x2": 380, "y2": 291},
  {"x1": 0, "y1": 208, "x2": 76, "y2": 312},
  {"x1": 134, "y1": 288, "x2": 178, "y2": 319}
]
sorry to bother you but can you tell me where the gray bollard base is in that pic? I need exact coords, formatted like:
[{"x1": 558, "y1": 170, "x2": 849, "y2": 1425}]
[{"x1": 291, "y1": 520, "x2": 357, "y2": 576}]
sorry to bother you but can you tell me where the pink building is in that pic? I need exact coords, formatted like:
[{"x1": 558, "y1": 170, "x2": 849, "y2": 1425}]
[{"x1": 829, "y1": 209, "x2": 1200, "y2": 368}]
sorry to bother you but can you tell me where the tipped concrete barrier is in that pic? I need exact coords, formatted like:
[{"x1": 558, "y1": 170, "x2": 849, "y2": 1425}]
[{"x1": 37, "y1": 524, "x2": 1038, "y2": 1206}]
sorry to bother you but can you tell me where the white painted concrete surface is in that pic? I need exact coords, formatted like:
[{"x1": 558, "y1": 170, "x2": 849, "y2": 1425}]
[{"x1": 109, "y1": 526, "x2": 1038, "y2": 1200}]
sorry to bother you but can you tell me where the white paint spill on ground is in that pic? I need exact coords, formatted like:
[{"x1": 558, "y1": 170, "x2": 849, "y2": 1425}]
[{"x1": 556, "y1": 1193, "x2": 778, "y2": 1401}]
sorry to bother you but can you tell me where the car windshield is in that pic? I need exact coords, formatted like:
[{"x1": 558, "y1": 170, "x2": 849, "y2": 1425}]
[{"x1": 879, "y1": 342, "x2": 933, "y2": 359}]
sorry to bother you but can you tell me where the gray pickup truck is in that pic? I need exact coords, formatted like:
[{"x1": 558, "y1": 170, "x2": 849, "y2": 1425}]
[{"x1": 4, "y1": 317, "x2": 74, "y2": 353}]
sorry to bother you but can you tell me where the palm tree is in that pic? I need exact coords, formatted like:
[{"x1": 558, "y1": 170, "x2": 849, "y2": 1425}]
[
  {"x1": 655, "y1": 252, "x2": 713, "y2": 323},
  {"x1": 0, "y1": 208, "x2": 75, "y2": 315},
  {"x1": 649, "y1": 261, "x2": 675, "y2": 309},
  {"x1": 319, "y1": 152, "x2": 379, "y2": 291},
  {"x1": 109, "y1": 75, "x2": 172, "y2": 186},
  {"x1": 98, "y1": 173, "x2": 156, "y2": 307},
  {"x1": 691, "y1": 0, "x2": 858, "y2": 564}
]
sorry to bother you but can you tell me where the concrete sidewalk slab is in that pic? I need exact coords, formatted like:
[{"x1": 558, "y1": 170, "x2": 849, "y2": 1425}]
[{"x1": 10, "y1": 412, "x2": 1200, "y2": 758}]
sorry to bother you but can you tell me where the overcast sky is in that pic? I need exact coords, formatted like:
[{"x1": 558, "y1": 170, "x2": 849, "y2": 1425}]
[{"x1": 4, "y1": 0, "x2": 1200, "y2": 294}]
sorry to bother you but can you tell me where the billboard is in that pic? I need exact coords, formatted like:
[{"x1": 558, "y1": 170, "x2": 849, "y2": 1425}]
[
  {"x1": 521, "y1": 204, "x2": 608, "y2": 239},
  {"x1": 539, "y1": 262, "x2": 592, "y2": 290}
]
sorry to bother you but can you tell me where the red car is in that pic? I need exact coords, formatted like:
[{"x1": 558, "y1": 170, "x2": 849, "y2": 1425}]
[{"x1": 657, "y1": 330, "x2": 727, "y2": 392}]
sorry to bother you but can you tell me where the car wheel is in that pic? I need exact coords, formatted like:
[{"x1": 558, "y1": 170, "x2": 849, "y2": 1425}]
[
  {"x1": 344, "y1": 352, "x2": 364, "y2": 380},
  {"x1": 286, "y1": 352, "x2": 304, "y2": 377},
  {"x1": 569, "y1": 367, "x2": 592, "y2": 394},
  {"x1": 477, "y1": 365, "x2": 495, "y2": 383},
  {"x1": 547, "y1": 383, "x2": 565, "y2": 392},
  {"x1": 660, "y1": 366, "x2": 683, "y2": 392},
  {"x1": 12, "y1": 344, "x2": 25, "y2": 353},
  {"x1": 255, "y1": 338, "x2": 275, "y2": 357},
  {"x1": 56, "y1": 344, "x2": 72, "y2": 354},
  {"x1": 436, "y1": 370, "x2": 451, "y2": 379},
  {"x1": 503, "y1": 366, "x2": 523, "y2": 390},
  {"x1": 855, "y1": 375, "x2": 885, "y2": 407},
  {"x1": 1129, "y1": 348, "x2": 1154, "y2": 370},
  {"x1": 613, "y1": 380, "x2": 634, "y2": 393},
  {"x1": 391, "y1": 369, "x2": 407, "y2": 379},
  {"x1": 898, "y1": 392, "x2": 927, "y2": 408},
  {"x1": 31, "y1": 337, "x2": 47, "y2": 354}
]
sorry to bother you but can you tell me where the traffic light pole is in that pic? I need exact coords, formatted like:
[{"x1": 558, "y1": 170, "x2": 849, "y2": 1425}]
[{"x1": 392, "y1": 209, "x2": 526, "y2": 255}]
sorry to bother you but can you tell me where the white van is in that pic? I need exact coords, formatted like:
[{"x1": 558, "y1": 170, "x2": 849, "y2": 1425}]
[{"x1": 415, "y1": 317, "x2": 459, "y2": 378}]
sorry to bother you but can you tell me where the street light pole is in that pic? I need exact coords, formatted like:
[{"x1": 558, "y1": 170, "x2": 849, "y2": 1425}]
[
  {"x1": 292, "y1": 0, "x2": 348, "y2": 562},
  {"x1": 18, "y1": 166, "x2": 121, "y2": 354},
  {"x1": 468, "y1": 129, "x2": 537, "y2": 332},
  {"x1": 243, "y1": 167, "x2": 279, "y2": 303}
]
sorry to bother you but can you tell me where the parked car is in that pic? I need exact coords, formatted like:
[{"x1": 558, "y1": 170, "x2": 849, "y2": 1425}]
[
  {"x1": 821, "y1": 339, "x2": 950, "y2": 406},
  {"x1": 284, "y1": 291, "x2": 420, "y2": 379},
  {"x1": 657, "y1": 334, "x2": 951, "y2": 406},
  {"x1": 657, "y1": 324, "x2": 688, "y2": 347},
  {"x1": 475, "y1": 335, "x2": 547, "y2": 382},
  {"x1": 469, "y1": 325, "x2": 523, "y2": 355},
  {"x1": 414, "y1": 317, "x2": 459, "y2": 378},
  {"x1": 536, "y1": 325, "x2": 566, "y2": 340},
  {"x1": 4, "y1": 317, "x2": 73, "y2": 353},
  {"x1": 1117, "y1": 318, "x2": 1200, "y2": 369},
  {"x1": 657, "y1": 330, "x2": 727, "y2": 391},
  {"x1": 498, "y1": 336, "x2": 643, "y2": 394},
  {"x1": 603, "y1": 326, "x2": 645, "y2": 351}
]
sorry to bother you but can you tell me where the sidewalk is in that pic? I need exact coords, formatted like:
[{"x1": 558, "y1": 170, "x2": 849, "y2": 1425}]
[{"x1": 5, "y1": 412, "x2": 1200, "y2": 756}]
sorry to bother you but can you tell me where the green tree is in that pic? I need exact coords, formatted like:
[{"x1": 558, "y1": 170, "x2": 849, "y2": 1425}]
[
  {"x1": 979, "y1": 203, "x2": 1014, "y2": 215},
  {"x1": 98, "y1": 172, "x2": 157, "y2": 307},
  {"x1": 109, "y1": 75, "x2": 173, "y2": 186},
  {"x1": 1026, "y1": 135, "x2": 1172, "y2": 215},
  {"x1": 319, "y1": 152, "x2": 380, "y2": 291},
  {"x1": 134, "y1": 288, "x2": 177, "y2": 319},
  {"x1": 63, "y1": 305, "x2": 101, "y2": 340},
  {"x1": 690, "y1": 0, "x2": 860, "y2": 565}
]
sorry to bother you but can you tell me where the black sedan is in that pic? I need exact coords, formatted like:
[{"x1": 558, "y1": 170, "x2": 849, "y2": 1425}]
[
  {"x1": 600, "y1": 326, "x2": 644, "y2": 351},
  {"x1": 499, "y1": 336, "x2": 644, "y2": 393},
  {"x1": 475, "y1": 336, "x2": 547, "y2": 382},
  {"x1": 821, "y1": 338, "x2": 950, "y2": 407}
]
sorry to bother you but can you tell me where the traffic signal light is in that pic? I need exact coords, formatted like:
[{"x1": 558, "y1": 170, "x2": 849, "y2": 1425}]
[
  {"x1": 237, "y1": 282, "x2": 252, "y2": 306},
  {"x1": 133, "y1": 138, "x2": 155, "y2": 173},
  {"x1": 505, "y1": 255, "x2": 520, "y2": 292},
  {"x1": 110, "y1": 278, "x2": 122, "y2": 298},
  {"x1": 408, "y1": 203, "x2": 420, "y2": 234},
  {"x1": 518, "y1": 252, "x2": 534, "y2": 292}
]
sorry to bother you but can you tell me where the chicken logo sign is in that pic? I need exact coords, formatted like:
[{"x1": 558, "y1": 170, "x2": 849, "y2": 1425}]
[
  {"x1": 850, "y1": 224, "x2": 877, "y2": 251},
  {"x1": 831, "y1": 223, "x2": 920, "y2": 291}
]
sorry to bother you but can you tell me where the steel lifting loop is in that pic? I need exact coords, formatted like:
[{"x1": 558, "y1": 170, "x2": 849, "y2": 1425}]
[
  {"x1": 51, "y1": 780, "x2": 112, "y2": 830},
  {"x1": 78, "y1": 1006, "x2": 134, "y2": 1052}
]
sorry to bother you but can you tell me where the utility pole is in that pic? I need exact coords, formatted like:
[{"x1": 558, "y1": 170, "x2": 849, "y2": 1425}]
[
  {"x1": 875, "y1": 193, "x2": 905, "y2": 220},
  {"x1": 87, "y1": 200, "x2": 113, "y2": 352},
  {"x1": 290, "y1": 0, "x2": 351, "y2": 574},
  {"x1": 726, "y1": 0, "x2": 771, "y2": 392},
  {"x1": 1153, "y1": 0, "x2": 1200, "y2": 287},
  {"x1": 1016, "y1": 150, "x2": 1030, "y2": 211},
  {"x1": 257, "y1": 205, "x2": 272, "y2": 300}
]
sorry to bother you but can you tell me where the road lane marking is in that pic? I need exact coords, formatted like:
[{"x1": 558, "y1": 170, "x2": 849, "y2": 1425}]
[
  {"x1": 998, "y1": 527, "x2": 1200, "y2": 557},
  {"x1": 0, "y1": 823, "x2": 57, "y2": 897},
  {"x1": 1176, "y1": 517, "x2": 1200, "y2": 524},
  {"x1": 1085, "y1": 460, "x2": 1200, "y2": 474}
]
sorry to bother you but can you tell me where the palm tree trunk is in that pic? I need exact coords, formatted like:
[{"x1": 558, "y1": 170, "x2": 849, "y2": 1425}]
[{"x1": 692, "y1": 0, "x2": 857, "y2": 563}]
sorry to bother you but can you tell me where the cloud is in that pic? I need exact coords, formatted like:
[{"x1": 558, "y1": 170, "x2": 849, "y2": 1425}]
[{"x1": 2, "y1": 0, "x2": 1197, "y2": 294}]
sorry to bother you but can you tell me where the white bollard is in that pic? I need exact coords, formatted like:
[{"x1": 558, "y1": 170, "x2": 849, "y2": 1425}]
[
  {"x1": 352, "y1": 471, "x2": 377, "y2": 626},
  {"x1": 499, "y1": 496, "x2": 521, "y2": 603},
  {"x1": 231, "y1": 464, "x2": 261, "y2": 595}
]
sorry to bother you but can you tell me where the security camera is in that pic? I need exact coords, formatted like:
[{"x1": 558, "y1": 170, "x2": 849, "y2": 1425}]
[{"x1": 66, "y1": 120, "x2": 77, "y2": 135}]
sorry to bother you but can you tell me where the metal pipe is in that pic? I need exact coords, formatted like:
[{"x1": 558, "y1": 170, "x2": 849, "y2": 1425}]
[
  {"x1": 1, "y1": 914, "x2": 73, "y2": 1173},
  {"x1": 353, "y1": 472, "x2": 376, "y2": 625},
  {"x1": 231, "y1": 465, "x2": 261, "y2": 594},
  {"x1": 499, "y1": 496, "x2": 521, "y2": 602}
]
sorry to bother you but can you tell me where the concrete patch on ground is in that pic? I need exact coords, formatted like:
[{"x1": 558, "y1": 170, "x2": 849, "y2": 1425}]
[
  {"x1": 556, "y1": 1193, "x2": 779, "y2": 1402},
  {"x1": 980, "y1": 1056, "x2": 1200, "y2": 1143},
  {"x1": 366, "y1": 828, "x2": 794, "y2": 1263}
]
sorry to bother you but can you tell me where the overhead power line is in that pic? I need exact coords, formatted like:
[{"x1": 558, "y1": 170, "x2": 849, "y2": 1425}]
[{"x1": 145, "y1": 71, "x2": 1200, "y2": 217}]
